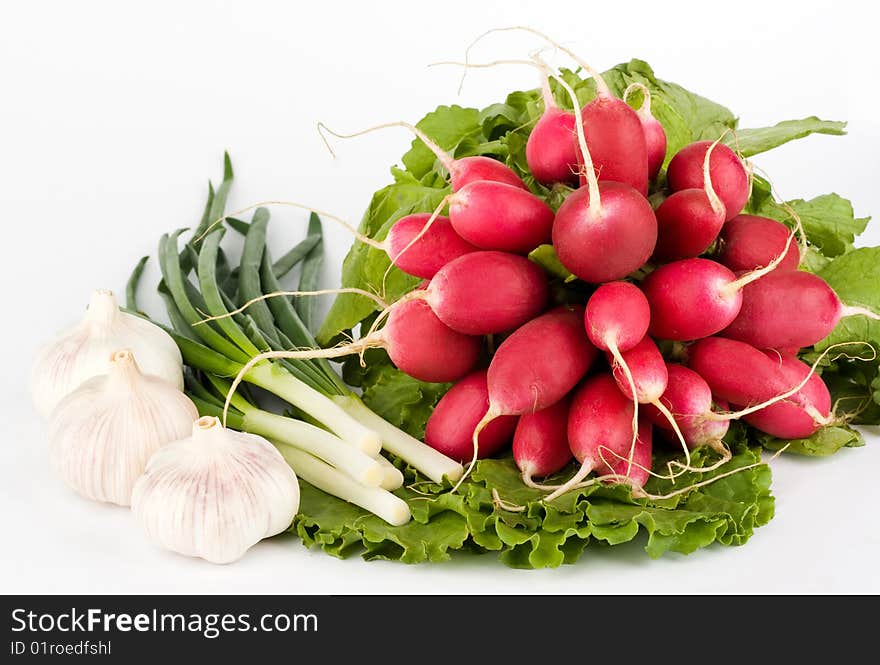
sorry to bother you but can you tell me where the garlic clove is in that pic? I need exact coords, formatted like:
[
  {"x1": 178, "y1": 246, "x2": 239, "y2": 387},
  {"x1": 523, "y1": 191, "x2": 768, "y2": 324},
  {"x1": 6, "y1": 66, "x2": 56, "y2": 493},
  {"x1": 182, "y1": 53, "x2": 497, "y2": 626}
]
[
  {"x1": 131, "y1": 416, "x2": 300, "y2": 565},
  {"x1": 30, "y1": 289, "x2": 184, "y2": 419},
  {"x1": 48, "y1": 349, "x2": 198, "y2": 506}
]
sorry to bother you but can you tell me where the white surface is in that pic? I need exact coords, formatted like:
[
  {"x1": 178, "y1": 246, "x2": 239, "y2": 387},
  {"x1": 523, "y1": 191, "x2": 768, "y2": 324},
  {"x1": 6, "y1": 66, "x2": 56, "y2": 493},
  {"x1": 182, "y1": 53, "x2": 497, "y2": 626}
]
[{"x1": 1, "y1": 0, "x2": 879, "y2": 594}]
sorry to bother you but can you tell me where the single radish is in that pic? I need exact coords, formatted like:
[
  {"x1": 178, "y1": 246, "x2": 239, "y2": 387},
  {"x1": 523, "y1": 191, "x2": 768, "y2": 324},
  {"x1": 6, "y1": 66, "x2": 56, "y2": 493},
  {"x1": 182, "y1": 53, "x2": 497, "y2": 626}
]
[
  {"x1": 624, "y1": 82, "x2": 667, "y2": 181},
  {"x1": 644, "y1": 364, "x2": 730, "y2": 453},
  {"x1": 385, "y1": 213, "x2": 479, "y2": 279},
  {"x1": 739, "y1": 353, "x2": 832, "y2": 438},
  {"x1": 485, "y1": 306, "x2": 596, "y2": 417},
  {"x1": 667, "y1": 140, "x2": 749, "y2": 221},
  {"x1": 542, "y1": 374, "x2": 640, "y2": 502},
  {"x1": 513, "y1": 398, "x2": 573, "y2": 486},
  {"x1": 526, "y1": 76, "x2": 579, "y2": 186},
  {"x1": 576, "y1": 84, "x2": 649, "y2": 195},
  {"x1": 420, "y1": 251, "x2": 549, "y2": 335},
  {"x1": 553, "y1": 182, "x2": 658, "y2": 283},
  {"x1": 609, "y1": 337, "x2": 668, "y2": 405},
  {"x1": 687, "y1": 337, "x2": 790, "y2": 407},
  {"x1": 544, "y1": 63, "x2": 656, "y2": 283},
  {"x1": 379, "y1": 299, "x2": 481, "y2": 382},
  {"x1": 317, "y1": 121, "x2": 526, "y2": 192},
  {"x1": 642, "y1": 245, "x2": 795, "y2": 341},
  {"x1": 718, "y1": 214, "x2": 800, "y2": 273},
  {"x1": 448, "y1": 180, "x2": 554, "y2": 253},
  {"x1": 459, "y1": 305, "x2": 597, "y2": 488},
  {"x1": 721, "y1": 270, "x2": 880, "y2": 350},
  {"x1": 584, "y1": 282, "x2": 651, "y2": 353},
  {"x1": 652, "y1": 138, "x2": 727, "y2": 261},
  {"x1": 363, "y1": 251, "x2": 548, "y2": 338},
  {"x1": 593, "y1": 420, "x2": 653, "y2": 489},
  {"x1": 425, "y1": 370, "x2": 518, "y2": 463}
]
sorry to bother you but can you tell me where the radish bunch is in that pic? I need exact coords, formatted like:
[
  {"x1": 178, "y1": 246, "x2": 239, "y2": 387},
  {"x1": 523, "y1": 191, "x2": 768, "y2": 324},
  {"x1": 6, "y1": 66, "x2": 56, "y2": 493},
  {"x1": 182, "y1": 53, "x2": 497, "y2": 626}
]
[
  {"x1": 354, "y1": 49, "x2": 880, "y2": 500},
  {"x1": 265, "y1": 37, "x2": 877, "y2": 501}
]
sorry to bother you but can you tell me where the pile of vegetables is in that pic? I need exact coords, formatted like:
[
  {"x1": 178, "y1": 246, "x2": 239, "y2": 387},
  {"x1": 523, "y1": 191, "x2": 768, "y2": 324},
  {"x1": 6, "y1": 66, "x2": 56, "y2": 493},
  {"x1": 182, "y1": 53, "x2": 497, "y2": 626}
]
[{"x1": 30, "y1": 31, "x2": 880, "y2": 568}]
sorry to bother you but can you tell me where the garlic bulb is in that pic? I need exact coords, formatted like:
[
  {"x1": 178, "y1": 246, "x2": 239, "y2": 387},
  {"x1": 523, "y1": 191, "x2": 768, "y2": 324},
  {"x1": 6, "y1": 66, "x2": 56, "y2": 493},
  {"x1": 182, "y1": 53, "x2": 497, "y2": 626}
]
[
  {"x1": 30, "y1": 289, "x2": 184, "y2": 418},
  {"x1": 131, "y1": 416, "x2": 301, "y2": 564},
  {"x1": 48, "y1": 349, "x2": 198, "y2": 506}
]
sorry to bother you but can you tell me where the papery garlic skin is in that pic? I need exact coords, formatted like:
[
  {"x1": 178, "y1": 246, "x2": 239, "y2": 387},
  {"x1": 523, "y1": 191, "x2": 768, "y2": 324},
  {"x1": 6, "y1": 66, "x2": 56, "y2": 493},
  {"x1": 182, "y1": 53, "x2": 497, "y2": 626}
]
[
  {"x1": 48, "y1": 349, "x2": 198, "y2": 506},
  {"x1": 131, "y1": 416, "x2": 301, "y2": 565},
  {"x1": 30, "y1": 289, "x2": 184, "y2": 419}
]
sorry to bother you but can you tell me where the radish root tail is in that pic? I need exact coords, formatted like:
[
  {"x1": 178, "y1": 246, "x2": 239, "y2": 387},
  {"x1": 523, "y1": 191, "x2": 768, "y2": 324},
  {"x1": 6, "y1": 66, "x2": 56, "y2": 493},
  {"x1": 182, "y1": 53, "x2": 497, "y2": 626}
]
[
  {"x1": 606, "y1": 340, "x2": 642, "y2": 476},
  {"x1": 317, "y1": 121, "x2": 455, "y2": 173},
  {"x1": 451, "y1": 408, "x2": 497, "y2": 494}
]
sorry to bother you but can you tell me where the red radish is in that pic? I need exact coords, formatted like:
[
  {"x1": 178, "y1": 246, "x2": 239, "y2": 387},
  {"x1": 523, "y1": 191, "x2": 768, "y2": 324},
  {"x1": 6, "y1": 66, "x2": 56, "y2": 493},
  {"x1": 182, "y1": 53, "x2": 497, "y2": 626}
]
[
  {"x1": 687, "y1": 337, "x2": 791, "y2": 407},
  {"x1": 543, "y1": 374, "x2": 643, "y2": 502},
  {"x1": 526, "y1": 77, "x2": 579, "y2": 186},
  {"x1": 426, "y1": 370, "x2": 518, "y2": 463},
  {"x1": 652, "y1": 139, "x2": 727, "y2": 261},
  {"x1": 458, "y1": 305, "x2": 597, "y2": 488},
  {"x1": 644, "y1": 364, "x2": 730, "y2": 453},
  {"x1": 513, "y1": 398, "x2": 572, "y2": 486},
  {"x1": 667, "y1": 140, "x2": 749, "y2": 221},
  {"x1": 624, "y1": 82, "x2": 667, "y2": 181},
  {"x1": 593, "y1": 420, "x2": 653, "y2": 489},
  {"x1": 584, "y1": 282, "x2": 651, "y2": 353},
  {"x1": 576, "y1": 87, "x2": 649, "y2": 195},
  {"x1": 317, "y1": 121, "x2": 526, "y2": 192},
  {"x1": 546, "y1": 72, "x2": 656, "y2": 283},
  {"x1": 642, "y1": 250, "x2": 794, "y2": 341},
  {"x1": 420, "y1": 251, "x2": 549, "y2": 335},
  {"x1": 379, "y1": 299, "x2": 481, "y2": 382},
  {"x1": 448, "y1": 180, "x2": 554, "y2": 253},
  {"x1": 718, "y1": 215, "x2": 800, "y2": 273},
  {"x1": 740, "y1": 353, "x2": 832, "y2": 438},
  {"x1": 385, "y1": 214, "x2": 479, "y2": 279},
  {"x1": 610, "y1": 337, "x2": 668, "y2": 404},
  {"x1": 485, "y1": 306, "x2": 596, "y2": 416},
  {"x1": 721, "y1": 270, "x2": 880, "y2": 350},
  {"x1": 553, "y1": 182, "x2": 657, "y2": 283}
]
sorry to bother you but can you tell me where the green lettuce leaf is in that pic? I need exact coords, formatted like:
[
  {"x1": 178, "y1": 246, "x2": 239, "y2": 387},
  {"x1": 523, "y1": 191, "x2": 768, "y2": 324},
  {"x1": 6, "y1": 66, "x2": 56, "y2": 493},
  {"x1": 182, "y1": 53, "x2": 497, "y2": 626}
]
[{"x1": 292, "y1": 445, "x2": 774, "y2": 568}]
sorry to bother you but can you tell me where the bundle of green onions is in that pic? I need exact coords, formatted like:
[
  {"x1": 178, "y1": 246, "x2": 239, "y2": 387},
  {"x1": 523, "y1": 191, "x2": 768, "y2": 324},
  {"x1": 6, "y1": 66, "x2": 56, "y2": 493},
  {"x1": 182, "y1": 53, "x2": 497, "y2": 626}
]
[{"x1": 128, "y1": 156, "x2": 462, "y2": 526}]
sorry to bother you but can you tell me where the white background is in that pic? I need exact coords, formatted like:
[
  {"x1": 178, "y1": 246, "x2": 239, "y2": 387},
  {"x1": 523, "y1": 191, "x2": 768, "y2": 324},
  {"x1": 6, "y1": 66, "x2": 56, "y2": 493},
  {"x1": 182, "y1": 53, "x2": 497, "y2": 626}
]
[{"x1": 1, "y1": 0, "x2": 878, "y2": 594}]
